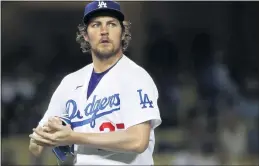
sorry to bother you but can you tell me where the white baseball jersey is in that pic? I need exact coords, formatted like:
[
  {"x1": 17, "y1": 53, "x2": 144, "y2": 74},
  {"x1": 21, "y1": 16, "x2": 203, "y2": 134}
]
[{"x1": 39, "y1": 55, "x2": 162, "y2": 165}]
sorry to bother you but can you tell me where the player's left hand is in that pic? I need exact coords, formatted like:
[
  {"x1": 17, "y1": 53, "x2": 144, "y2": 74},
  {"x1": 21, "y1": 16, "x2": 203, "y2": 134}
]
[{"x1": 29, "y1": 121, "x2": 73, "y2": 147}]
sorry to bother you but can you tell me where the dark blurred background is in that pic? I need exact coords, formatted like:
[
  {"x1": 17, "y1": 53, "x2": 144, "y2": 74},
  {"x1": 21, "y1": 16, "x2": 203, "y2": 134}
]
[{"x1": 2, "y1": 1, "x2": 259, "y2": 165}]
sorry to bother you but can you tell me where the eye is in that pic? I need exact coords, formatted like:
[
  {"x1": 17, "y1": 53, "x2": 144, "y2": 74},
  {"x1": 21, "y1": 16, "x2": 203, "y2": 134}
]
[
  {"x1": 108, "y1": 22, "x2": 117, "y2": 27},
  {"x1": 91, "y1": 23, "x2": 100, "y2": 28}
]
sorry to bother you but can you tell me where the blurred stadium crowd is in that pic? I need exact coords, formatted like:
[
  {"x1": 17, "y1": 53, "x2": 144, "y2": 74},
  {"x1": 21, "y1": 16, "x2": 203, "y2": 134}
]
[{"x1": 2, "y1": 1, "x2": 259, "y2": 165}]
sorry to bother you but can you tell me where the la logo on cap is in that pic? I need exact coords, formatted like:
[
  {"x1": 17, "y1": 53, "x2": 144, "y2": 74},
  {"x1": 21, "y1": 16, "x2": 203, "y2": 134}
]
[{"x1": 98, "y1": 0, "x2": 107, "y2": 8}]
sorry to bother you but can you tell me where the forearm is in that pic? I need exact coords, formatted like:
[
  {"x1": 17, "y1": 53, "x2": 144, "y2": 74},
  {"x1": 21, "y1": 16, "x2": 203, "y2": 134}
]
[{"x1": 70, "y1": 130, "x2": 147, "y2": 154}]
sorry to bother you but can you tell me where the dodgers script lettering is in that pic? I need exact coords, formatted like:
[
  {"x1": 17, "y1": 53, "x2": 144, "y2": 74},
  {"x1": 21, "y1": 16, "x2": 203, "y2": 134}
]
[{"x1": 66, "y1": 94, "x2": 120, "y2": 128}]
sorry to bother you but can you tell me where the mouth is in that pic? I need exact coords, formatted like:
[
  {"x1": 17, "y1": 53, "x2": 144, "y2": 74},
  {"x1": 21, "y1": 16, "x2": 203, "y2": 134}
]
[{"x1": 100, "y1": 39, "x2": 110, "y2": 44}]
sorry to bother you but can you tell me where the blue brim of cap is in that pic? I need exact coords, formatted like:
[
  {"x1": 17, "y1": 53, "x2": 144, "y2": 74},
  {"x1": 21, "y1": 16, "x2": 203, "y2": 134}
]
[{"x1": 83, "y1": 8, "x2": 124, "y2": 24}]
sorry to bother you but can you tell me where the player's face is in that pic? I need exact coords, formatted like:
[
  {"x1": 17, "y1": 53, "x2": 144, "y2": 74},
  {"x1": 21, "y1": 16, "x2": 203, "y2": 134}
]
[{"x1": 84, "y1": 16, "x2": 123, "y2": 60}]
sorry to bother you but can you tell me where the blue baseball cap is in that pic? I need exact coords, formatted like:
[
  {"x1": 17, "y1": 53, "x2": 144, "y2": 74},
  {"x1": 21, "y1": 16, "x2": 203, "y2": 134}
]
[{"x1": 83, "y1": 0, "x2": 124, "y2": 24}]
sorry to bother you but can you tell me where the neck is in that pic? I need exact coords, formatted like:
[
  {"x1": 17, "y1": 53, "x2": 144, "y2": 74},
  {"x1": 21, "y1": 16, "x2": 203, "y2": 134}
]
[{"x1": 92, "y1": 50, "x2": 123, "y2": 73}]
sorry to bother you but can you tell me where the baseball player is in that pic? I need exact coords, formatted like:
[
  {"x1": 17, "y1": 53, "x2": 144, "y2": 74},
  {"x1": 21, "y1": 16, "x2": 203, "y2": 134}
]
[{"x1": 29, "y1": 0, "x2": 162, "y2": 165}]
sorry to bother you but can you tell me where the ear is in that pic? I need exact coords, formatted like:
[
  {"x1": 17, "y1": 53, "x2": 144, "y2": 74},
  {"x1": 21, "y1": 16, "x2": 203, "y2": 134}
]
[
  {"x1": 83, "y1": 34, "x2": 89, "y2": 42},
  {"x1": 121, "y1": 21, "x2": 130, "y2": 41},
  {"x1": 121, "y1": 32, "x2": 125, "y2": 41}
]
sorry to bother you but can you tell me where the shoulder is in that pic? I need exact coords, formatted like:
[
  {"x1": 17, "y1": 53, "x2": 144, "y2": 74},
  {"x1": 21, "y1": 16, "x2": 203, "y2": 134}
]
[
  {"x1": 120, "y1": 56, "x2": 154, "y2": 80},
  {"x1": 59, "y1": 63, "x2": 93, "y2": 88},
  {"x1": 119, "y1": 56, "x2": 158, "y2": 94},
  {"x1": 120, "y1": 56, "x2": 156, "y2": 85}
]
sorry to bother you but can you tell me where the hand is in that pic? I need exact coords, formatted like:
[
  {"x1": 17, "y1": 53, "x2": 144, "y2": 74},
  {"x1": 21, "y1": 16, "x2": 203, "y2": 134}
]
[
  {"x1": 30, "y1": 129, "x2": 55, "y2": 147},
  {"x1": 29, "y1": 119, "x2": 73, "y2": 147},
  {"x1": 29, "y1": 136, "x2": 44, "y2": 156},
  {"x1": 42, "y1": 116, "x2": 62, "y2": 133}
]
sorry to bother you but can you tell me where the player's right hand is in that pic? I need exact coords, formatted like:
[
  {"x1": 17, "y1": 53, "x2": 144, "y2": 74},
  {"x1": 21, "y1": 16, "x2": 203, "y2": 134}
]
[{"x1": 29, "y1": 128, "x2": 44, "y2": 156}]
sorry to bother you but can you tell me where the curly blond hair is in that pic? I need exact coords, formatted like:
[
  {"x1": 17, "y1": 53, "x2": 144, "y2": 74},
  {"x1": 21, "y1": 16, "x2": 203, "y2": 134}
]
[{"x1": 76, "y1": 21, "x2": 132, "y2": 53}]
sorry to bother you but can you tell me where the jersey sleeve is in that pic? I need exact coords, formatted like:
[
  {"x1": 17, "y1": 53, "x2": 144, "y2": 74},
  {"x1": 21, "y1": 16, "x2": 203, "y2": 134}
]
[
  {"x1": 121, "y1": 72, "x2": 162, "y2": 129},
  {"x1": 38, "y1": 77, "x2": 67, "y2": 127}
]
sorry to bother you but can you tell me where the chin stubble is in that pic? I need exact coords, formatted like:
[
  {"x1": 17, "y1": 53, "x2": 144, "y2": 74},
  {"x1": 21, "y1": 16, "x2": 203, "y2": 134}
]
[{"x1": 93, "y1": 46, "x2": 120, "y2": 61}]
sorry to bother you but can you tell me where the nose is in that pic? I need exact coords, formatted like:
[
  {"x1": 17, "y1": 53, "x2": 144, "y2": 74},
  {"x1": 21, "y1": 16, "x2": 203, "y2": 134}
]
[{"x1": 100, "y1": 25, "x2": 108, "y2": 36}]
